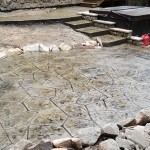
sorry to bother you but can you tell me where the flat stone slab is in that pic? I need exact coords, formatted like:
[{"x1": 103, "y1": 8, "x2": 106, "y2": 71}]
[{"x1": 76, "y1": 26, "x2": 108, "y2": 37}]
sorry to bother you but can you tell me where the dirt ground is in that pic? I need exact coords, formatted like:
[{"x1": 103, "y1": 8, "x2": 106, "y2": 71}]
[{"x1": 0, "y1": 23, "x2": 90, "y2": 52}]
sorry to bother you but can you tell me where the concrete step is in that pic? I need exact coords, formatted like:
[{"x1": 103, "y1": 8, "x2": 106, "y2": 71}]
[
  {"x1": 65, "y1": 20, "x2": 93, "y2": 29},
  {"x1": 93, "y1": 34, "x2": 127, "y2": 47},
  {"x1": 93, "y1": 19, "x2": 116, "y2": 28},
  {"x1": 76, "y1": 26, "x2": 108, "y2": 37},
  {"x1": 77, "y1": 11, "x2": 98, "y2": 21},
  {"x1": 109, "y1": 27, "x2": 132, "y2": 37}
]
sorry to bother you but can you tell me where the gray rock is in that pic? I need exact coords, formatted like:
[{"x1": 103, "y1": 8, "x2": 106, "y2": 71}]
[
  {"x1": 10, "y1": 139, "x2": 32, "y2": 150},
  {"x1": 145, "y1": 123, "x2": 150, "y2": 135},
  {"x1": 27, "y1": 139, "x2": 52, "y2": 150},
  {"x1": 99, "y1": 139, "x2": 120, "y2": 150},
  {"x1": 39, "y1": 44, "x2": 50, "y2": 52},
  {"x1": 135, "y1": 109, "x2": 150, "y2": 125},
  {"x1": 76, "y1": 126, "x2": 101, "y2": 145},
  {"x1": 146, "y1": 146, "x2": 150, "y2": 150},
  {"x1": 49, "y1": 44, "x2": 60, "y2": 52},
  {"x1": 102, "y1": 123, "x2": 119, "y2": 136},
  {"x1": 116, "y1": 137, "x2": 135, "y2": 150},
  {"x1": 117, "y1": 118, "x2": 136, "y2": 128},
  {"x1": 125, "y1": 126, "x2": 150, "y2": 149},
  {"x1": 23, "y1": 43, "x2": 40, "y2": 52}
]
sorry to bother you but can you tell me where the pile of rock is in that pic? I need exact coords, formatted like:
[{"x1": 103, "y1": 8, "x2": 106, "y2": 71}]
[
  {"x1": 0, "y1": 40, "x2": 102, "y2": 59},
  {"x1": 10, "y1": 109, "x2": 150, "y2": 150}
]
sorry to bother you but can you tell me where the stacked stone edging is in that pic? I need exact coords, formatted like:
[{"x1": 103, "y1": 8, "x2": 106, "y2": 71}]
[{"x1": 10, "y1": 109, "x2": 150, "y2": 150}]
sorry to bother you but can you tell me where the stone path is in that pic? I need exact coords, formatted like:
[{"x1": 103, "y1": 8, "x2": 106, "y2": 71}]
[{"x1": 0, "y1": 45, "x2": 150, "y2": 149}]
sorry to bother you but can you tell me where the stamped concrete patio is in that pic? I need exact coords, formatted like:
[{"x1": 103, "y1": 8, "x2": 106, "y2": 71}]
[{"x1": 0, "y1": 45, "x2": 150, "y2": 149}]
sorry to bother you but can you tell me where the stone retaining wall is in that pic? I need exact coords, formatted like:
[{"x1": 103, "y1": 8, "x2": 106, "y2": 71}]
[{"x1": 0, "y1": 0, "x2": 83, "y2": 11}]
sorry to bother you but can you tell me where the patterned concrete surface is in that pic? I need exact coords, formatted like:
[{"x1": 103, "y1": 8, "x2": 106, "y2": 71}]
[{"x1": 0, "y1": 45, "x2": 150, "y2": 149}]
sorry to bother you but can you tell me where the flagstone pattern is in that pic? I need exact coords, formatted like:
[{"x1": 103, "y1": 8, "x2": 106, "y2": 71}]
[{"x1": 0, "y1": 46, "x2": 150, "y2": 149}]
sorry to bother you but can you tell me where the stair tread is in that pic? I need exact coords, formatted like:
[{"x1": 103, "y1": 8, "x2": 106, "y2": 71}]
[
  {"x1": 109, "y1": 27, "x2": 132, "y2": 33},
  {"x1": 76, "y1": 26, "x2": 108, "y2": 34},
  {"x1": 65, "y1": 20, "x2": 92, "y2": 26},
  {"x1": 93, "y1": 20, "x2": 116, "y2": 25},
  {"x1": 99, "y1": 34, "x2": 126, "y2": 43}
]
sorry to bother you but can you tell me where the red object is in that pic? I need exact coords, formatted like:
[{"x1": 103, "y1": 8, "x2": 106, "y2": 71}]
[{"x1": 141, "y1": 34, "x2": 150, "y2": 46}]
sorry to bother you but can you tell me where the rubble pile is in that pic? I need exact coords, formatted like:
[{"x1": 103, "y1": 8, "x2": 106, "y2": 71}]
[{"x1": 10, "y1": 109, "x2": 150, "y2": 150}]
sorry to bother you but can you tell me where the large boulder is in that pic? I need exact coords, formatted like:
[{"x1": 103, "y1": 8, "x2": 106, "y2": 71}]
[
  {"x1": 99, "y1": 139, "x2": 120, "y2": 150},
  {"x1": 125, "y1": 126, "x2": 150, "y2": 149}
]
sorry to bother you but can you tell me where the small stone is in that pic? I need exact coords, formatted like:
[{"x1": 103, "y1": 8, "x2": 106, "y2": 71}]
[
  {"x1": 145, "y1": 123, "x2": 150, "y2": 135},
  {"x1": 7, "y1": 48, "x2": 23, "y2": 56},
  {"x1": 50, "y1": 44, "x2": 60, "y2": 52},
  {"x1": 0, "y1": 51, "x2": 7, "y2": 58},
  {"x1": 85, "y1": 40, "x2": 97, "y2": 46},
  {"x1": 102, "y1": 123, "x2": 119, "y2": 136},
  {"x1": 27, "y1": 139, "x2": 52, "y2": 150},
  {"x1": 96, "y1": 37, "x2": 103, "y2": 47},
  {"x1": 59, "y1": 43, "x2": 72, "y2": 51},
  {"x1": 116, "y1": 137, "x2": 135, "y2": 150},
  {"x1": 125, "y1": 126, "x2": 150, "y2": 149},
  {"x1": 99, "y1": 139, "x2": 120, "y2": 150},
  {"x1": 135, "y1": 109, "x2": 150, "y2": 125},
  {"x1": 39, "y1": 44, "x2": 50, "y2": 52},
  {"x1": 52, "y1": 138, "x2": 72, "y2": 148},
  {"x1": 10, "y1": 139, "x2": 32, "y2": 150},
  {"x1": 23, "y1": 43, "x2": 40, "y2": 52},
  {"x1": 76, "y1": 126, "x2": 101, "y2": 146}
]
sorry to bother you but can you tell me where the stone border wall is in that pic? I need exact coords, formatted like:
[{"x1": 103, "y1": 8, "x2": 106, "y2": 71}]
[{"x1": 0, "y1": 0, "x2": 83, "y2": 11}]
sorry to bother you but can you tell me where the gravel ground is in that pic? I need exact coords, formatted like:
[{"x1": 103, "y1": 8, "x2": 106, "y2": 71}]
[{"x1": 0, "y1": 23, "x2": 90, "y2": 52}]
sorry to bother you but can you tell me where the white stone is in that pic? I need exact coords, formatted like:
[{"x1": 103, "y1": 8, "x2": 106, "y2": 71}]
[
  {"x1": 116, "y1": 137, "x2": 135, "y2": 150},
  {"x1": 10, "y1": 139, "x2": 32, "y2": 150},
  {"x1": 125, "y1": 126, "x2": 150, "y2": 149},
  {"x1": 7, "y1": 48, "x2": 23, "y2": 56},
  {"x1": 39, "y1": 44, "x2": 50, "y2": 52},
  {"x1": 27, "y1": 139, "x2": 52, "y2": 150},
  {"x1": 145, "y1": 123, "x2": 150, "y2": 135},
  {"x1": 76, "y1": 126, "x2": 101, "y2": 145},
  {"x1": 23, "y1": 43, "x2": 40, "y2": 52},
  {"x1": 59, "y1": 43, "x2": 72, "y2": 51},
  {"x1": 50, "y1": 44, "x2": 60, "y2": 52},
  {"x1": 135, "y1": 109, "x2": 150, "y2": 125},
  {"x1": 99, "y1": 139, "x2": 120, "y2": 150},
  {"x1": 0, "y1": 51, "x2": 7, "y2": 58},
  {"x1": 85, "y1": 40, "x2": 97, "y2": 46},
  {"x1": 102, "y1": 123, "x2": 119, "y2": 136}
]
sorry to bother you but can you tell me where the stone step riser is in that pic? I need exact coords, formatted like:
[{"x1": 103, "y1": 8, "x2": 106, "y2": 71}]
[
  {"x1": 82, "y1": 15, "x2": 98, "y2": 21},
  {"x1": 65, "y1": 22, "x2": 93, "y2": 29},
  {"x1": 94, "y1": 22, "x2": 115, "y2": 29},
  {"x1": 76, "y1": 29, "x2": 108, "y2": 37}
]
